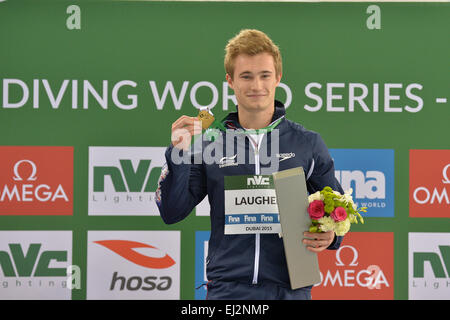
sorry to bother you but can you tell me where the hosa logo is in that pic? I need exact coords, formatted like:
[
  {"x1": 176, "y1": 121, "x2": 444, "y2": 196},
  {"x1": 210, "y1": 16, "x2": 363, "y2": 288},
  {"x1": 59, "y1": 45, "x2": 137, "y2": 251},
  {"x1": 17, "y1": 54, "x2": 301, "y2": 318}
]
[
  {"x1": 0, "y1": 147, "x2": 73, "y2": 215},
  {"x1": 87, "y1": 231, "x2": 180, "y2": 299},
  {"x1": 409, "y1": 233, "x2": 450, "y2": 300},
  {"x1": 330, "y1": 149, "x2": 394, "y2": 217},
  {"x1": 410, "y1": 150, "x2": 450, "y2": 217},
  {"x1": 95, "y1": 240, "x2": 175, "y2": 292},
  {"x1": 0, "y1": 231, "x2": 72, "y2": 300},
  {"x1": 88, "y1": 147, "x2": 165, "y2": 216},
  {"x1": 247, "y1": 175, "x2": 270, "y2": 186},
  {"x1": 313, "y1": 232, "x2": 394, "y2": 300}
]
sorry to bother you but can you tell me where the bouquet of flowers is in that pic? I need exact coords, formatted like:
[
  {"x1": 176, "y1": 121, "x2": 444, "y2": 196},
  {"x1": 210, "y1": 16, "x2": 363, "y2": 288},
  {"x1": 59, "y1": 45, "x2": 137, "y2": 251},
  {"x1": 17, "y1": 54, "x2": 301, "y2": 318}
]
[{"x1": 307, "y1": 186, "x2": 366, "y2": 236}]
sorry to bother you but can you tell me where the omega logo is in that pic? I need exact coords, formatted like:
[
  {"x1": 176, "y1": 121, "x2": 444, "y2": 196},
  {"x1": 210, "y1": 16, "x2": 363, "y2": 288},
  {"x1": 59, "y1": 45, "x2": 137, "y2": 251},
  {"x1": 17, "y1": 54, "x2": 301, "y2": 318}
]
[
  {"x1": 442, "y1": 164, "x2": 450, "y2": 184},
  {"x1": 413, "y1": 163, "x2": 450, "y2": 205},
  {"x1": 316, "y1": 244, "x2": 389, "y2": 290},
  {"x1": 13, "y1": 159, "x2": 38, "y2": 181},
  {"x1": 0, "y1": 159, "x2": 69, "y2": 203},
  {"x1": 335, "y1": 245, "x2": 359, "y2": 267}
]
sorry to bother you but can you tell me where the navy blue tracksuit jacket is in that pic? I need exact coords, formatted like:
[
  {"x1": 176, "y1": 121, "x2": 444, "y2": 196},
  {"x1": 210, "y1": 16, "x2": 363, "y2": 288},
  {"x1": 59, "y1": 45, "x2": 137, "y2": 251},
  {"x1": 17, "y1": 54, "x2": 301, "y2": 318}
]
[{"x1": 156, "y1": 100, "x2": 344, "y2": 293}]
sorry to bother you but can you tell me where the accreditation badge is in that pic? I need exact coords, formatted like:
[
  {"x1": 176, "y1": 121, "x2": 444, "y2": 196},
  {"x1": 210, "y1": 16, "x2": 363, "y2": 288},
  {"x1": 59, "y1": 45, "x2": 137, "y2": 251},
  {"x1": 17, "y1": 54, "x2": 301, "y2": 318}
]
[{"x1": 224, "y1": 175, "x2": 281, "y2": 234}]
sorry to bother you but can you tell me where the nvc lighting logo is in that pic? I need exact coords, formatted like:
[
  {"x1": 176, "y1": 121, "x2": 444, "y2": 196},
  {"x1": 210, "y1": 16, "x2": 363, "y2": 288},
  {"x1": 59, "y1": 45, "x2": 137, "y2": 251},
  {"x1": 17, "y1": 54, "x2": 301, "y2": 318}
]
[
  {"x1": 0, "y1": 231, "x2": 72, "y2": 300},
  {"x1": 329, "y1": 149, "x2": 394, "y2": 217},
  {"x1": 88, "y1": 147, "x2": 165, "y2": 215},
  {"x1": 409, "y1": 233, "x2": 450, "y2": 300}
]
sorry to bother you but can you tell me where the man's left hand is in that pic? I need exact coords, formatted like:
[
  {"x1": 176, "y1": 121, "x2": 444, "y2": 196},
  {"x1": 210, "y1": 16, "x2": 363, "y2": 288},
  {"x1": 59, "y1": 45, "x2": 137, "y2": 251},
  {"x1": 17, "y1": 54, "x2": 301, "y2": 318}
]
[{"x1": 302, "y1": 231, "x2": 335, "y2": 253}]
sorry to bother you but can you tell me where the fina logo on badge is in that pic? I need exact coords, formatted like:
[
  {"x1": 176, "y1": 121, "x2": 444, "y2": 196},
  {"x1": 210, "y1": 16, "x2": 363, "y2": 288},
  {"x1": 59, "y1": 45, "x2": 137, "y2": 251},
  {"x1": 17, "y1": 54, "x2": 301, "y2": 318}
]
[{"x1": 329, "y1": 149, "x2": 394, "y2": 217}]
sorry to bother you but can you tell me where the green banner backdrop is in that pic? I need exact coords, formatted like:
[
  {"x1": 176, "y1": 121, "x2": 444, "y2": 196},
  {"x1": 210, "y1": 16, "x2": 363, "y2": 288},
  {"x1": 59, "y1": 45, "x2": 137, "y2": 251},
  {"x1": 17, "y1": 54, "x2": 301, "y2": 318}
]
[{"x1": 0, "y1": 0, "x2": 449, "y2": 300}]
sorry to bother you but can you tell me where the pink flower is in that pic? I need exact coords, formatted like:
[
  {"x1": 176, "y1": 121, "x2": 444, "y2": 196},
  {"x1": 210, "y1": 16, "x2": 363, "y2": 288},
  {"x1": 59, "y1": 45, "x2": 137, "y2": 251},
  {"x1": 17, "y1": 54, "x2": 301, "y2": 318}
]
[
  {"x1": 331, "y1": 207, "x2": 347, "y2": 222},
  {"x1": 308, "y1": 200, "x2": 325, "y2": 220}
]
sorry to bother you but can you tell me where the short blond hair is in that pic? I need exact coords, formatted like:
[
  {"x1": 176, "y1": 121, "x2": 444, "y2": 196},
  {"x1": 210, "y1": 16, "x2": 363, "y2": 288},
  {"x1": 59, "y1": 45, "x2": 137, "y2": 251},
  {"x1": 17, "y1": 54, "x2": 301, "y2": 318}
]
[{"x1": 224, "y1": 29, "x2": 282, "y2": 78}]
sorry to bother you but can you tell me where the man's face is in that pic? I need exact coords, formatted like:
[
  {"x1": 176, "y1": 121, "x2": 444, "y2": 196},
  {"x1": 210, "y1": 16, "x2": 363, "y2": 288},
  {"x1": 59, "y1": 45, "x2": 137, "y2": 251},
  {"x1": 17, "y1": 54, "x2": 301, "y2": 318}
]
[{"x1": 226, "y1": 52, "x2": 281, "y2": 114}]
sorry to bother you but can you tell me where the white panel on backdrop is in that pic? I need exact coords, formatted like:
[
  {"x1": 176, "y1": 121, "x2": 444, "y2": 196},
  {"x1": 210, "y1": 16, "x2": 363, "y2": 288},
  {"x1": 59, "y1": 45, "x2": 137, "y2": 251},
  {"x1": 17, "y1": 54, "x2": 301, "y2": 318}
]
[
  {"x1": 88, "y1": 147, "x2": 166, "y2": 216},
  {"x1": 409, "y1": 233, "x2": 450, "y2": 300},
  {"x1": 0, "y1": 231, "x2": 72, "y2": 300},
  {"x1": 196, "y1": 196, "x2": 211, "y2": 216},
  {"x1": 87, "y1": 231, "x2": 180, "y2": 300}
]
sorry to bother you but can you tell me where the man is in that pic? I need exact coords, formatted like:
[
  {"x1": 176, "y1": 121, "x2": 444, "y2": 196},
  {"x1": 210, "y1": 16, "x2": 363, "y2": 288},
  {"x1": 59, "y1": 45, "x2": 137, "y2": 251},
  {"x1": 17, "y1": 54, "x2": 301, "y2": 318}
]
[{"x1": 156, "y1": 29, "x2": 344, "y2": 300}]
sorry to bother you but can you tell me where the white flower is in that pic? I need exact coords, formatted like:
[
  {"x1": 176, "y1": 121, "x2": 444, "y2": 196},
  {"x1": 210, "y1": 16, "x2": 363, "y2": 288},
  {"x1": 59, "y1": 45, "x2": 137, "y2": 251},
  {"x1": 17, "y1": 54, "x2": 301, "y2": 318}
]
[
  {"x1": 318, "y1": 216, "x2": 335, "y2": 232},
  {"x1": 339, "y1": 188, "x2": 356, "y2": 209},
  {"x1": 308, "y1": 191, "x2": 324, "y2": 203},
  {"x1": 335, "y1": 219, "x2": 351, "y2": 236},
  {"x1": 348, "y1": 213, "x2": 357, "y2": 224},
  {"x1": 343, "y1": 194, "x2": 352, "y2": 203}
]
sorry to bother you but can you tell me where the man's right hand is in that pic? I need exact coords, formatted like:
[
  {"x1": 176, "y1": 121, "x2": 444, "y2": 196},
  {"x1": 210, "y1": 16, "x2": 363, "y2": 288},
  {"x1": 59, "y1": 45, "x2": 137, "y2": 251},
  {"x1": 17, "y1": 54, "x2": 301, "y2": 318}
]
[{"x1": 171, "y1": 115, "x2": 202, "y2": 151}]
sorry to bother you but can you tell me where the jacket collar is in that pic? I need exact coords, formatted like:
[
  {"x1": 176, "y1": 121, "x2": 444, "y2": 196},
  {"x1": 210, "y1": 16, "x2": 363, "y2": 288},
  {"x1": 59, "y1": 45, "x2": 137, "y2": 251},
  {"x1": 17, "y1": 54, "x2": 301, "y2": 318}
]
[{"x1": 222, "y1": 100, "x2": 286, "y2": 130}]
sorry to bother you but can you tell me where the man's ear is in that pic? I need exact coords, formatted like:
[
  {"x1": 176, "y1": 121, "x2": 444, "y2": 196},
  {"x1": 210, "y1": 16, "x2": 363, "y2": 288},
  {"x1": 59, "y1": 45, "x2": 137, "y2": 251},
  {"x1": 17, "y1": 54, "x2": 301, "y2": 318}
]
[
  {"x1": 276, "y1": 72, "x2": 282, "y2": 86},
  {"x1": 226, "y1": 73, "x2": 234, "y2": 90}
]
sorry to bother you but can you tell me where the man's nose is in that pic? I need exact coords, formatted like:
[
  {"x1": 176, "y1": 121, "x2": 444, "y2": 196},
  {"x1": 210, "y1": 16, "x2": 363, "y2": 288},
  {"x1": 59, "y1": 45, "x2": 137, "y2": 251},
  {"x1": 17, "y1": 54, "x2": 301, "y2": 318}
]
[{"x1": 250, "y1": 78, "x2": 263, "y2": 91}]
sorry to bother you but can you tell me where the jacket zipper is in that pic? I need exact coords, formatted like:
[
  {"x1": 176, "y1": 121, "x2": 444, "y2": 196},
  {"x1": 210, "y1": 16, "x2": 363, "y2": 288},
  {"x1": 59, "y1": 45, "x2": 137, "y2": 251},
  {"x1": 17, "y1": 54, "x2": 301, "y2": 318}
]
[
  {"x1": 243, "y1": 118, "x2": 282, "y2": 285},
  {"x1": 248, "y1": 134, "x2": 262, "y2": 285}
]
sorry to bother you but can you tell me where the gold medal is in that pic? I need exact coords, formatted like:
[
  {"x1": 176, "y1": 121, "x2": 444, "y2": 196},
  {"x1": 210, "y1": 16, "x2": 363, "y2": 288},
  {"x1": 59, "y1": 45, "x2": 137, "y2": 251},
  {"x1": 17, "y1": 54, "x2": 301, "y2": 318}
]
[{"x1": 197, "y1": 107, "x2": 215, "y2": 130}]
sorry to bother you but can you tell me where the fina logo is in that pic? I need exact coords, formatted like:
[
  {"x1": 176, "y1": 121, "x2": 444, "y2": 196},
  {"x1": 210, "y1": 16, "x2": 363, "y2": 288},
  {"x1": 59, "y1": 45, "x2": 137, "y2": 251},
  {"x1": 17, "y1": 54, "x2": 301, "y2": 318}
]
[
  {"x1": 335, "y1": 170, "x2": 385, "y2": 199},
  {"x1": 247, "y1": 176, "x2": 270, "y2": 186},
  {"x1": 330, "y1": 149, "x2": 394, "y2": 217}
]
